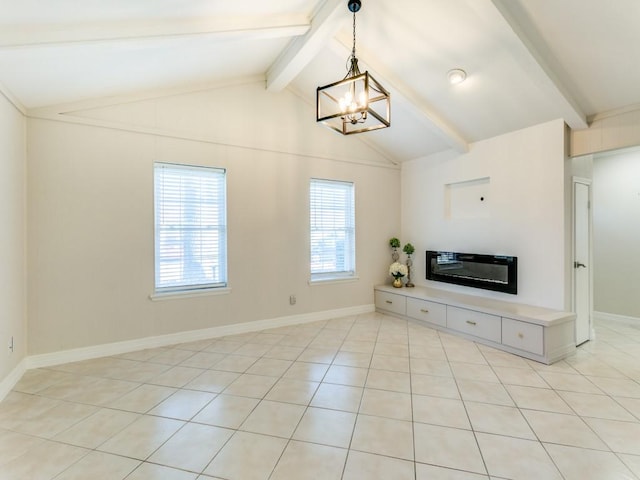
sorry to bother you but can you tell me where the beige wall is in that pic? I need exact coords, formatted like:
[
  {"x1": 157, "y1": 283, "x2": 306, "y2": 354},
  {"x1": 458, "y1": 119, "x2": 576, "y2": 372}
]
[
  {"x1": 401, "y1": 119, "x2": 569, "y2": 310},
  {"x1": 26, "y1": 82, "x2": 400, "y2": 355},
  {"x1": 0, "y1": 92, "x2": 27, "y2": 381},
  {"x1": 592, "y1": 147, "x2": 640, "y2": 320}
]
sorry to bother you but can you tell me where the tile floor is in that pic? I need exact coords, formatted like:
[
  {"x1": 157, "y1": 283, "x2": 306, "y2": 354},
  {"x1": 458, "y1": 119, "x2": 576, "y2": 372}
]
[{"x1": 1, "y1": 312, "x2": 640, "y2": 479}]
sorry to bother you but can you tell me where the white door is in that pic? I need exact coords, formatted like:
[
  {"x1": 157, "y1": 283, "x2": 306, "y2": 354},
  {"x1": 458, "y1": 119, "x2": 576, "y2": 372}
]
[{"x1": 573, "y1": 179, "x2": 592, "y2": 345}]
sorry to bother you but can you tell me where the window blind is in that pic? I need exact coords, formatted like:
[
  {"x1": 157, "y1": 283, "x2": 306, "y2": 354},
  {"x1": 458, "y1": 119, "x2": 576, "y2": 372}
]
[
  {"x1": 310, "y1": 178, "x2": 355, "y2": 280},
  {"x1": 154, "y1": 162, "x2": 227, "y2": 292}
]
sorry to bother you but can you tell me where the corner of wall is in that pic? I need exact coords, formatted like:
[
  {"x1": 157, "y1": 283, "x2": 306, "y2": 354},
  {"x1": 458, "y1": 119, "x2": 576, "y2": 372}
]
[
  {"x1": 563, "y1": 126, "x2": 573, "y2": 312},
  {"x1": 0, "y1": 359, "x2": 27, "y2": 403},
  {"x1": 0, "y1": 84, "x2": 28, "y2": 396},
  {"x1": 0, "y1": 81, "x2": 27, "y2": 117}
]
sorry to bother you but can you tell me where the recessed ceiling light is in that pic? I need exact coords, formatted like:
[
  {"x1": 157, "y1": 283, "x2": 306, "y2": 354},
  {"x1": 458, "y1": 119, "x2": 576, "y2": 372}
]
[{"x1": 447, "y1": 68, "x2": 467, "y2": 85}]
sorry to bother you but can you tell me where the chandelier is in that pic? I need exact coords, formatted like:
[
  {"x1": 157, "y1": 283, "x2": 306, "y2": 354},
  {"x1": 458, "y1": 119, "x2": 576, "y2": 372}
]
[{"x1": 316, "y1": 0, "x2": 390, "y2": 135}]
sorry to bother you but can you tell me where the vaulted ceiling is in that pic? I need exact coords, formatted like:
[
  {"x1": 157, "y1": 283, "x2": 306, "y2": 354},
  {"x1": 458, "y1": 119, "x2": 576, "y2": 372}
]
[{"x1": 2, "y1": 0, "x2": 639, "y2": 162}]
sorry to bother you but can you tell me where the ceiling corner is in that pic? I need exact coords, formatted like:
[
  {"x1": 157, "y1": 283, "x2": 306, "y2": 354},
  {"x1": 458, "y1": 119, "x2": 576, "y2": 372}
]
[{"x1": 489, "y1": 0, "x2": 588, "y2": 130}]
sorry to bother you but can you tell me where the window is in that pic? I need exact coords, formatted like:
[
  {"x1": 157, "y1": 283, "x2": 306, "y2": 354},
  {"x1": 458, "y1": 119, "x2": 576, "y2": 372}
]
[
  {"x1": 154, "y1": 162, "x2": 227, "y2": 293},
  {"x1": 309, "y1": 178, "x2": 355, "y2": 281}
]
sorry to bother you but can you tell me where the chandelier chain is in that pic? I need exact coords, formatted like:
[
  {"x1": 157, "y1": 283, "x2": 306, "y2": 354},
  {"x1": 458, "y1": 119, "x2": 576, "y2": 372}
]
[{"x1": 351, "y1": 9, "x2": 357, "y2": 60}]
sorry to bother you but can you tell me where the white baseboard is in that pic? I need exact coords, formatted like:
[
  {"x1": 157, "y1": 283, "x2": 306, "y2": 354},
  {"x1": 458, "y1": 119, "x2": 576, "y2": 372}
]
[
  {"x1": 27, "y1": 304, "x2": 375, "y2": 370},
  {"x1": 0, "y1": 358, "x2": 27, "y2": 402},
  {"x1": 593, "y1": 310, "x2": 640, "y2": 325}
]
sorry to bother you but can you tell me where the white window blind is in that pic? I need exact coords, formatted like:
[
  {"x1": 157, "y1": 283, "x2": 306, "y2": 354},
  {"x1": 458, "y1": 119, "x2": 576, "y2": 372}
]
[
  {"x1": 154, "y1": 162, "x2": 227, "y2": 293},
  {"x1": 310, "y1": 178, "x2": 355, "y2": 281}
]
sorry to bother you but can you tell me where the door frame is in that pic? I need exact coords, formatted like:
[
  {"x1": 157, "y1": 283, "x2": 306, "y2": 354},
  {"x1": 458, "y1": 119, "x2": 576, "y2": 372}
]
[{"x1": 572, "y1": 176, "x2": 593, "y2": 344}]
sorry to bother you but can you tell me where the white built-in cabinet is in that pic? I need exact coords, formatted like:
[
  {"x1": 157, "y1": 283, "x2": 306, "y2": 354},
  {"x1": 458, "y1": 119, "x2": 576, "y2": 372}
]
[{"x1": 375, "y1": 285, "x2": 575, "y2": 364}]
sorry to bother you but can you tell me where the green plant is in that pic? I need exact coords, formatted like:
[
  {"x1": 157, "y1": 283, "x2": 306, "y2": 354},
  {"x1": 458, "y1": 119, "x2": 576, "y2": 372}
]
[
  {"x1": 389, "y1": 237, "x2": 400, "y2": 248},
  {"x1": 403, "y1": 243, "x2": 415, "y2": 255}
]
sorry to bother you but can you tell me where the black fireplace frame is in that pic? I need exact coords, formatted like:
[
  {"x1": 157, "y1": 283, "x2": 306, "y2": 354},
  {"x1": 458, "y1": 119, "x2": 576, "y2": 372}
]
[{"x1": 426, "y1": 251, "x2": 518, "y2": 295}]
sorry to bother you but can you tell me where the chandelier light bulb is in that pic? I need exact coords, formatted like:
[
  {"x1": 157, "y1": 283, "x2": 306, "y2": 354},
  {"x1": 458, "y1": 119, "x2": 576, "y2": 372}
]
[
  {"x1": 339, "y1": 93, "x2": 351, "y2": 112},
  {"x1": 358, "y1": 91, "x2": 367, "y2": 107}
]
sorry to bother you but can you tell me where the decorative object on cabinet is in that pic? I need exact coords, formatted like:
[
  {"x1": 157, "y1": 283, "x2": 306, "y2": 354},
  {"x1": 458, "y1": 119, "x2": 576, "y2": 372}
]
[
  {"x1": 389, "y1": 237, "x2": 400, "y2": 261},
  {"x1": 389, "y1": 262, "x2": 408, "y2": 288},
  {"x1": 403, "y1": 243, "x2": 415, "y2": 287}
]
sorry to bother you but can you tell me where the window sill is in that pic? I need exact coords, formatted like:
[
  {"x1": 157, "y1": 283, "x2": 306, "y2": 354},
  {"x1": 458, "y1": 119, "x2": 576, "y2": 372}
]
[
  {"x1": 149, "y1": 287, "x2": 231, "y2": 301},
  {"x1": 308, "y1": 276, "x2": 359, "y2": 286}
]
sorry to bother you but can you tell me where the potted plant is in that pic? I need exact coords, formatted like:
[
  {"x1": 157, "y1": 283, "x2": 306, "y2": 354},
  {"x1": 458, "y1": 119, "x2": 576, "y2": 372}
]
[
  {"x1": 389, "y1": 262, "x2": 408, "y2": 288},
  {"x1": 403, "y1": 243, "x2": 415, "y2": 287},
  {"x1": 389, "y1": 237, "x2": 400, "y2": 261}
]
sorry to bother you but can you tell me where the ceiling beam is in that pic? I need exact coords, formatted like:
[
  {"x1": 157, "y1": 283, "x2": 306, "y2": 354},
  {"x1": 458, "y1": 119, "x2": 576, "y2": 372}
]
[
  {"x1": 266, "y1": 0, "x2": 346, "y2": 92},
  {"x1": 486, "y1": 0, "x2": 588, "y2": 129},
  {"x1": 0, "y1": 15, "x2": 309, "y2": 48}
]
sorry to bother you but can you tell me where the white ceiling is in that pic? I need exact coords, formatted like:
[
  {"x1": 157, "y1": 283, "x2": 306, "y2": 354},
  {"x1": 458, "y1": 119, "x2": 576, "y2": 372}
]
[{"x1": 2, "y1": 0, "x2": 640, "y2": 162}]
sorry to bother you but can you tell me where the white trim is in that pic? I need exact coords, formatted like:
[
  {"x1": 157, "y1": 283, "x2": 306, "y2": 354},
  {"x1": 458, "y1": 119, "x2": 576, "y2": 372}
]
[
  {"x1": 571, "y1": 177, "x2": 593, "y2": 344},
  {"x1": 150, "y1": 287, "x2": 232, "y2": 301},
  {"x1": 1, "y1": 17, "x2": 308, "y2": 49},
  {"x1": 27, "y1": 75, "x2": 266, "y2": 116},
  {"x1": 28, "y1": 110, "x2": 398, "y2": 170},
  {"x1": 0, "y1": 359, "x2": 27, "y2": 402},
  {"x1": 594, "y1": 310, "x2": 640, "y2": 325},
  {"x1": 26, "y1": 304, "x2": 374, "y2": 370},
  {"x1": 309, "y1": 276, "x2": 359, "y2": 286}
]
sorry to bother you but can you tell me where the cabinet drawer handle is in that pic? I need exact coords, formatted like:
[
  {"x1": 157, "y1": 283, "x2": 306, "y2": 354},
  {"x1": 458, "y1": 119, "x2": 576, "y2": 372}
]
[
  {"x1": 385, "y1": 300, "x2": 393, "y2": 304},
  {"x1": 518, "y1": 332, "x2": 524, "y2": 339},
  {"x1": 466, "y1": 320, "x2": 477, "y2": 326},
  {"x1": 420, "y1": 308, "x2": 429, "y2": 313}
]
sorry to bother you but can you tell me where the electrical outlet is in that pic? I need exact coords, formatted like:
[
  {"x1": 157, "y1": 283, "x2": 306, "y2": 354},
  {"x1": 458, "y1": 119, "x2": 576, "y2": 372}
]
[{"x1": 289, "y1": 295, "x2": 296, "y2": 305}]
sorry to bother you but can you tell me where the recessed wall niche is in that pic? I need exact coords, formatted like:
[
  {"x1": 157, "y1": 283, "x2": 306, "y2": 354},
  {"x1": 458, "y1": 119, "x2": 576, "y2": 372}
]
[{"x1": 445, "y1": 177, "x2": 490, "y2": 219}]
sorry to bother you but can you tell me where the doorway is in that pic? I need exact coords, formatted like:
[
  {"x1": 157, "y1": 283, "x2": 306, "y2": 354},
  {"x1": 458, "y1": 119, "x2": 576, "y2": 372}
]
[{"x1": 573, "y1": 177, "x2": 592, "y2": 345}]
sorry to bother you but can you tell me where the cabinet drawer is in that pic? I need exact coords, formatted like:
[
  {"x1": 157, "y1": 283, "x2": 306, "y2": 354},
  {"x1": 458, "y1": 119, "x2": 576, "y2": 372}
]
[
  {"x1": 406, "y1": 298, "x2": 446, "y2": 327},
  {"x1": 375, "y1": 291, "x2": 406, "y2": 316},
  {"x1": 447, "y1": 306, "x2": 501, "y2": 343},
  {"x1": 502, "y1": 318, "x2": 544, "y2": 355}
]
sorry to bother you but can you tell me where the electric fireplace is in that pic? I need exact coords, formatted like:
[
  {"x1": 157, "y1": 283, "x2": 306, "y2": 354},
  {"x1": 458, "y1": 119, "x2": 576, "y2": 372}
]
[{"x1": 426, "y1": 251, "x2": 517, "y2": 294}]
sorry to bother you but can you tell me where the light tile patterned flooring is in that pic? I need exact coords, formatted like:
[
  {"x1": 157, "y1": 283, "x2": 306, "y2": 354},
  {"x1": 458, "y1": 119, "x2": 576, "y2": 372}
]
[{"x1": 2, "y1": 312, "x2": 640, "y2": 479}]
